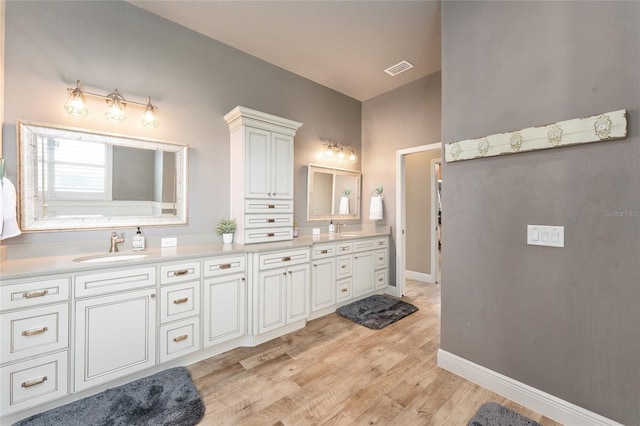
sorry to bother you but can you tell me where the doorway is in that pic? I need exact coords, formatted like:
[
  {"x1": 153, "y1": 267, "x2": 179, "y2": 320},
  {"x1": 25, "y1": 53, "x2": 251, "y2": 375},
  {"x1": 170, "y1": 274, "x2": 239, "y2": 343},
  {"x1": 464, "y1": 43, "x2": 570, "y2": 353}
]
[{"x1": 395, "y1": 143, "x2": 442, "y2": 297}]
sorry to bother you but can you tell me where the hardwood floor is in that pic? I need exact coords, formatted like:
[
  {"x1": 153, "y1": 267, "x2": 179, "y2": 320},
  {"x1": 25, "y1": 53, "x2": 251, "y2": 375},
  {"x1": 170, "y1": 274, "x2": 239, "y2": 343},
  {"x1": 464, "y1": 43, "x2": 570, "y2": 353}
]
[{"x1": 189, "y1": 280, "x2": 563, "y2": 425}]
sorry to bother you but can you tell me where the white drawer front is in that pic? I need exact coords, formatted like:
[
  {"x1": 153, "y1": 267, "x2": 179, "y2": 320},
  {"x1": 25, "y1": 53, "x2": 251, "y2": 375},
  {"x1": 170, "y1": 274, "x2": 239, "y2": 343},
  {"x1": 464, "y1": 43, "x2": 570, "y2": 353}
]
[
  {"x1": 160, "y1": 281, "x2": 200, "y2": 324},
  {"x1": 375, "y1": 250, "x2": 388, "y2": 269},
  {"x1": 159, "y1": 317, "x2": 200, "y2": 363},
  {"x1": 203, "y1": 255, "x2": 246, "y2": 277},
  {"x1": 1, "y1": 277, "x2": 70, "y2": 311},
  {"x1": 75, "y1": 267, "x2": 156, "y2": 298},
  {"x1": 1, "y1": 304, "x2": 69, "y2": 364},
  {"x1": 311, "y1": 244, "x2": 336, "y2": 260},
  {"x1": 245, "y1": 214, "x2": 293, "y2": 229},
  {"x1": 244, "y1": 227, "x2": 293, "y2": 244},
  {"x1": 336, "y1": 242, "x2": 353, "y2": 255},
  {"x1": 375, "y1": 269, "x2": 388, "y2": 290},
  {"x1": 336, "y1": 255, "x2": 353, "y2": 279},
  {"x1": 258, "y1": 249, "x2": 310, "y2": 270},
  {"x1": 353, "y1": 239, "x2": 376, "y2": 253},
  {"x1": 336, "y1": 278, "x2": 352, "y2": 302},
  {"x1": 374, "y1": 237, "x2": 388, "y2": 249},
  {"x1": 159, "y1": 262, "x2": 201, "y2": 285},
  {"x1": 0, "y1": 351, "x2": 68, "y2": 415},
  {"x1": 245, "y1": 199, "x2": 293, "y2": 214}
]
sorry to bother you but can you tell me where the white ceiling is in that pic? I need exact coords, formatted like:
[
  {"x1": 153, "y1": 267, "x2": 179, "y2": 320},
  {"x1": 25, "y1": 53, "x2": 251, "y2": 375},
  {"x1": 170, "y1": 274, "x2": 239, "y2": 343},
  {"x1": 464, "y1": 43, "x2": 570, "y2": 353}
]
[{"x1": 128, "y1": 1, "x2": 441, "y2": 101}]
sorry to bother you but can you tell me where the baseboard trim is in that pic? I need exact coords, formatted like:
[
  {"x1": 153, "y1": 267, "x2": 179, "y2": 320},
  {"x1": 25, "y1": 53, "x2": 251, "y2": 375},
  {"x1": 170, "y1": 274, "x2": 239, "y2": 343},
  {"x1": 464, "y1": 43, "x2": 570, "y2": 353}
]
[
  {"x1": 437, "y1": 349, "x2": 623, "y2": 426},
  {"x1": 404, "y1": 270, "x2": 434, "y2": 283}
]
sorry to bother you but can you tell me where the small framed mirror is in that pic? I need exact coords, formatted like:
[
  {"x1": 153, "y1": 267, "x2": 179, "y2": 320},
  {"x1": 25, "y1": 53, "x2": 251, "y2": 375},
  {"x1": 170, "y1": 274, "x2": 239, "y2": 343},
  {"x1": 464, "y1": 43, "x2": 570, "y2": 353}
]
[
  {"x1": 17, "y1": 121, "x2": 188, "y2": 232},
  {"x1": 307, "y1": 164, "x2": 361, "y2": 221}
]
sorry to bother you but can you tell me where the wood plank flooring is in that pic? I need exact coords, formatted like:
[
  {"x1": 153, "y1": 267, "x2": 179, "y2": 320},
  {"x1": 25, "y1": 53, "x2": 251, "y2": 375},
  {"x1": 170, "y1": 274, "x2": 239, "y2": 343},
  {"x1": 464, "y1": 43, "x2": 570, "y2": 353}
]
[{"x1": 189, "y1": 280, "x2": 563, "y2": 425}]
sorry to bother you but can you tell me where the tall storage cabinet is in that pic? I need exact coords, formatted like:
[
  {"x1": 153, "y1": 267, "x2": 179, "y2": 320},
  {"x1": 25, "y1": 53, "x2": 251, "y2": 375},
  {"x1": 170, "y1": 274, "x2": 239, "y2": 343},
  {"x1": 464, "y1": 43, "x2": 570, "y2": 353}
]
[{"x1": 224, "y1": 106, "x2": 303, "y2": 244}]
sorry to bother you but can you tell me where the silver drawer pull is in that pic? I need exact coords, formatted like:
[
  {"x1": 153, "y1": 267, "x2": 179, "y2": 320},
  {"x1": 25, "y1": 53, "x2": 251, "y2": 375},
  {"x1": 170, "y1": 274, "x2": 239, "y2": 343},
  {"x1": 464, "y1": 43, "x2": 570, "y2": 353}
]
[
  {"x1": 219, "y1": 263, "x2": 232, "y2": 269},
  {"x1": 341, "y1": 265, "x2": 347, "y2": 269},
  {"x1": 22, "y1": 326, "x2": 49, "y2": 337},
  {"x1": 267, "y1": 233, "x2": 275, "y2": 237},
  {"x1": 173, "y1": 269, "x2": 189, "y2": 277},
  {"x1": 22, "y1": 376, "x2": 48, "y2": 388},
  {"x1": 341, "y1": 288, "x2": 348, "y2": 293},
  {"x1": 320, "y1": 249, "x2": 328, "y2": 254},
  {"x1": 173, "y1": 297, "x2": 189, "y2": 305},
  {"x1": 378, "y1": 278, "x2": 384, "y2": 282},
  {"x1": 173, "y1": 334, "x2": 188, "y2": 343},
  {"x1": 282, "y1": 256, "x2": 291, "y2": 262},
  {"x1": 340, "y1": 247, "x2": 349, "y2": 251},
  {"x1": 267, "y1": 219, "x2": 275, "y2": 223},
  {"x1": 378, "y1": 241, "x2": 385, "y2": 245},
  {"x1": 379, "y1": 257, "x2": 384, "y2": 261},
  {"x1": 23, "y1": 290, "x2": 49, "y2": 299},
  {"x1": 267, "y1": 204, "x2": 275, "y2": 209}
]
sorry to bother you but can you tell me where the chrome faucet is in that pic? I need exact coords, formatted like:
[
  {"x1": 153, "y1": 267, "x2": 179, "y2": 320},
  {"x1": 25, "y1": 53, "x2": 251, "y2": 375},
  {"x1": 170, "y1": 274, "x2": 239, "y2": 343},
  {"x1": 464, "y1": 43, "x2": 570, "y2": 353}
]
[
  {"x1": 335, "y1": 222, "x2": 344, "y2": 234},
  {"x1": 109, "y1": 231, "x2": 124, "y2": 253}
]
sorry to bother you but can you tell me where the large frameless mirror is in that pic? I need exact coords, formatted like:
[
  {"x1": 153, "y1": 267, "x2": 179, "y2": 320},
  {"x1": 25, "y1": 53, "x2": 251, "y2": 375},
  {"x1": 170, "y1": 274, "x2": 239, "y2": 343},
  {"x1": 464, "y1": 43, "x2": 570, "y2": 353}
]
[
  {"x1": 307, "y1": 163, "x2": 361, "y2": 221},
  {"x1": 17, "y1": 121, "x2": 188, "y2": 232}
]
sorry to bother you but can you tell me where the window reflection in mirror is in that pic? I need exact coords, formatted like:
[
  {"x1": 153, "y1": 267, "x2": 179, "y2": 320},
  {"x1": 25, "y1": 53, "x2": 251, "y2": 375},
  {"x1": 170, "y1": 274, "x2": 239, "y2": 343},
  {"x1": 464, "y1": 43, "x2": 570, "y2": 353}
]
[
  {"x1": 307, "y1": 164, "x2": 360, "y2": 221},
  {"x1": 18, "y1": 121, "x2": 187, "y2": 231}
]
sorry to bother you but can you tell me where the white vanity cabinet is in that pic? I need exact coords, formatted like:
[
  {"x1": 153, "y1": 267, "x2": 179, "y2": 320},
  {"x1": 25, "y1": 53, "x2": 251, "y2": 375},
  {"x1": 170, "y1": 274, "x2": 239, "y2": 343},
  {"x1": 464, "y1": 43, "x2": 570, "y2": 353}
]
[
  {"x1": 311, "y1": 243, "x2": 336, "y2": 312},
  {"x1": 225, "y1": 106, "x2": 303, "y2": 244},
  {"x1": 203, "y1": 255, "x2": 246, "y2": 347},
  {"x1": 254, "y1": 248, "x2": 310, "y2": 334},
  {"x1": 158, "y1": 261, "x2": 201, "y2": 363},
  {"x1": 0, "y1": 276, "x2": 70, "y2": 416},
  {"x1": 73, "y1": 267, "x2": 157, "y2": 392},
  {"x1": 353, "y1": 237, "x2": 388, "y2": 297}
]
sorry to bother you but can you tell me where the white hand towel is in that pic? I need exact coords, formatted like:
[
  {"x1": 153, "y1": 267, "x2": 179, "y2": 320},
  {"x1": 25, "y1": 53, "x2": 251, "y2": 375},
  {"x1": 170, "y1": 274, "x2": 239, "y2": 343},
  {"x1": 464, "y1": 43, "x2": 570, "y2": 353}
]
[
  {"x1": 2, "y1": 177, "x2": 22, "y2": 240},
  {"x1": 369, "y1": 195, "x2": 383, "y2": 221},
  {"x1": 339, "y1": 196, "x2": 350, "y2": 215}
]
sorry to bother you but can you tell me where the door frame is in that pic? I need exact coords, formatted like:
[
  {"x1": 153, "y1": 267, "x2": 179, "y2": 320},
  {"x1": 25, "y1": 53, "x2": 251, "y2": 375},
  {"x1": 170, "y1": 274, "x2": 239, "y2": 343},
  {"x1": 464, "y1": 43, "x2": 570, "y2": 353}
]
[{"x1": 395, "y1": 142, "x2": 441, "y2": 297}]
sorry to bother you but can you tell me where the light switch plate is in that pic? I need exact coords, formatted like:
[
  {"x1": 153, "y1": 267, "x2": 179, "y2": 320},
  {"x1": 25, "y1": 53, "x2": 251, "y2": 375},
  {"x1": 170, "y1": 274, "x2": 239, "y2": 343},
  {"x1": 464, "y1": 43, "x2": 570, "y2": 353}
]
[
  {"x1": 161, "y1": 237, "x2": 178, "y2": 248},
  {"x1": 527, "y1": 225, "x2": 564, "y2": 247}
]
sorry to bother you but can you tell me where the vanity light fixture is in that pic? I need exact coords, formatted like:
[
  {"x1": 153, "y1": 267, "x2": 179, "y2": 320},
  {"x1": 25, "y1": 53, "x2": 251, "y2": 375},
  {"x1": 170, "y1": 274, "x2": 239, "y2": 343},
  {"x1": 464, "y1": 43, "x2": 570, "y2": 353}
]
[
  {"x1": 64, "y1": 80, "x2": 159, "y2": 127},
  {"x1": 322, "y1": 141, "x2": 358, "y2": 163}
]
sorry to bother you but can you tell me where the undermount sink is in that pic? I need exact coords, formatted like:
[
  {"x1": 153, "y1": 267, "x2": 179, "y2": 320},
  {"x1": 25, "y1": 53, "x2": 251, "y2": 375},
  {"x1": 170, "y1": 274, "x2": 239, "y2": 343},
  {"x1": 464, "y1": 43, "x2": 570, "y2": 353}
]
[
  {"x1": 74, "y1": 253, "x2": 149, "y2": 263},
  {"x1": 336, "y1": 233, "x2": 362, "y2": 237}
]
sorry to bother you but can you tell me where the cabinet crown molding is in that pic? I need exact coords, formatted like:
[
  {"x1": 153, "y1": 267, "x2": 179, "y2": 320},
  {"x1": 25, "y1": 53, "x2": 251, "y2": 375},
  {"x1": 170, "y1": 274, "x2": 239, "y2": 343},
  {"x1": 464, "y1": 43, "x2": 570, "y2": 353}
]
[{"x1": 224, "y1": 106, "x2": 303, "y2": 135}]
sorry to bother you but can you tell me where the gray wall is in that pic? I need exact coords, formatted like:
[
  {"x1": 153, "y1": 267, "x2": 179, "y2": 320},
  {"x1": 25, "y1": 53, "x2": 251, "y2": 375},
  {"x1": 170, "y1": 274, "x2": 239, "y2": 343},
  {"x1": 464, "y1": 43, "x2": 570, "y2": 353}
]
[
  {"x1": 2, "y1": 0, "x2": 361, "y2": 245},
  {"x1": 441, "y1": 1, "x2": 640, "y2": 424},
  {"x1": 405, "y1": 149, "x2": 440, "y2": 276},
  {"x1": 362, "y1": 71, "x2": 442, "y2": 286}
]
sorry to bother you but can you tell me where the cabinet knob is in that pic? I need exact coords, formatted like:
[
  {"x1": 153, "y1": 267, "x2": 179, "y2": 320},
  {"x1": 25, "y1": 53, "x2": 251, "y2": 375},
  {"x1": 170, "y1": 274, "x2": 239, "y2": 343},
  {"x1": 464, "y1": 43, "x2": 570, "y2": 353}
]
[{"x1": 150, "y1": 293, "x2": 156, "y2": 299}]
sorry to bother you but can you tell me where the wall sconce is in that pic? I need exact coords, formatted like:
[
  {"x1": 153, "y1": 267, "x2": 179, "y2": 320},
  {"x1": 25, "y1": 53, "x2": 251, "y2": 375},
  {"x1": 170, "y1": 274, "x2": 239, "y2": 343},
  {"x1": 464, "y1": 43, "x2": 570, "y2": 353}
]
[
  {"x1": 64, "y1": 80, "x2": 159, "y2": 127},
  {"x1": 323, "y1": 141, "x2": 358, "y2": 163}
]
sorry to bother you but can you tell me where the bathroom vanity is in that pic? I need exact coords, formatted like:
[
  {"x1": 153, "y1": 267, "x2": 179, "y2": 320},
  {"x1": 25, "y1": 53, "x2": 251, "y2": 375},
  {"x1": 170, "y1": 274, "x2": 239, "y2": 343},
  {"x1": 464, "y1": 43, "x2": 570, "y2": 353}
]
[{"x1": 0, "y1": 232, "x2": 389, "y2": 423}]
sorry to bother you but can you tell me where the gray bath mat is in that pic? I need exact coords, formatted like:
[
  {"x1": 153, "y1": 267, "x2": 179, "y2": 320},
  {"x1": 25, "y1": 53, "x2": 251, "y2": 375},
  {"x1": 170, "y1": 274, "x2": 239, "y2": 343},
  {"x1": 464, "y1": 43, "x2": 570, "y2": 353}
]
[
  {"x1": 468, "y1": 402, "x2": 542, "y2": 426},
  {"x1": 336, "y1": 294, "x2": 418, "y2": 329},
  {"x1": 14, "y1": 367, "x2": 205, "y2": 426}
]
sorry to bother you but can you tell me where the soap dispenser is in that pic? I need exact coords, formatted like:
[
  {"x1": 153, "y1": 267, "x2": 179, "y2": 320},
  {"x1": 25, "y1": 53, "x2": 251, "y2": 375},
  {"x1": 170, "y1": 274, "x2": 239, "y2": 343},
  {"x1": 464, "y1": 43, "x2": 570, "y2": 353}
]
[
  {"x1": 132, "y1": 227, "x2": 145, "y2": 251},
  {"x1": 328, "y1": 220, "x2": 335, "y2": 234}
]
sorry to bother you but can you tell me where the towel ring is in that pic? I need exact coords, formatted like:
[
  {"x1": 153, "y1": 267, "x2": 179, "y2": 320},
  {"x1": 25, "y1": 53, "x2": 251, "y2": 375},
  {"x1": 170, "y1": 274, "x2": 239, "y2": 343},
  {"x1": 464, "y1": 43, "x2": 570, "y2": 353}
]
[{"x1": 372, "y1": 186, "x2": 383, "y2": 196}]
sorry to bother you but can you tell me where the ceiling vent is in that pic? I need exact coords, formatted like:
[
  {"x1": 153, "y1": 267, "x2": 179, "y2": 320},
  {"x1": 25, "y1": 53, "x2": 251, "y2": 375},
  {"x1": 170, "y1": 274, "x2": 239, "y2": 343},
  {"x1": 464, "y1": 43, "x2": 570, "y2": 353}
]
[{"x1": 384, "y1": 60, "x2": 414, "y2": 76}]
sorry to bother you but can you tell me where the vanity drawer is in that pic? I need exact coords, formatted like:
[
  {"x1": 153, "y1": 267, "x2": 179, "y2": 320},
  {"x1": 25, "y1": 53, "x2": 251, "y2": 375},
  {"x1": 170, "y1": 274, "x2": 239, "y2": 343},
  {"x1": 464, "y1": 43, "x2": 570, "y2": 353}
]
[
  {"x1": 336, "y1": 255, "x2": 353, "y2": 279},
  {"x1": 244, "y1": 227, "x2": 293, "y2": 244},
  {"x1": 245, "y1": 213, "x2": 293, "y2": 229},
  {"x1": 353, "y1": 238, "x2": 377, "y2": 253},
  {"x1": 245, "y1": 199, "x2": 293, "y2": 214},
  {"x1": 75, "y1": 267, "x2": 156, "y2": 298},
  {"x1": 0, "y1": 351, "x2": 69, "y2": 416},
  {"x1": 375, "y1": 250, "x2": 388, "y2": 269},
  {"x1": 1, "y1": 277, "x2": 70, "y2": 311},
  {"x1": 203, "y1": 255, "x2": 246, "y2": 277},
  {"x1": 374, "y1": 237, "x2": 388, "y2": 249},
  {"x1": 375, "y1": 269, "x2": 388, "y2": 290},
  {"x1": 160, "y1": 281, "x2": 200, "y2": 324},
  {"x1": 160, "y1": 262, "x2": 201, "y2": 285},
  {"x1": 336, "y1": 242, "x2": 353, "y2": 255},
  {"x1": 1, "y1": 304, "x2": 69, "y2": 364},
  {"x1": 311, "y1": 244, "x2": 336, "y2": 260},
  {"x1": 336, "y1": 278, "x2": 352, "y2": 302},
  {"x1": 258, "y1": 249, "x2": 310, "y2": 270},
  {"x1": 159, "y1": 317, "x2": 200, "y2": 363}
]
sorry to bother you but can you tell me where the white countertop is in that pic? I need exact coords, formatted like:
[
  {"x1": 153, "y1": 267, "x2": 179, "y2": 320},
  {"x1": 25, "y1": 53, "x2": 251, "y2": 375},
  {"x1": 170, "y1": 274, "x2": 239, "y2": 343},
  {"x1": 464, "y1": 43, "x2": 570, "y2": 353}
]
[{"x1": 0, "y1": 230, "x2": 389, "y2": 282}]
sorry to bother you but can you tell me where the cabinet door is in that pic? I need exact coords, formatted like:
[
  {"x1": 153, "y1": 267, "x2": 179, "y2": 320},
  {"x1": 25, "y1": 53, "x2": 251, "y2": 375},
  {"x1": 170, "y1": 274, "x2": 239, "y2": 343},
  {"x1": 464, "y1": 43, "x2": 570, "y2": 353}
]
[
  {"x1": 245, "y1": 127, "x2": 271, "y2": 198},
  {"x1": 271, "y1": 132, "x2": 294, "y2": 198},
  {"x1": 353, "y1": 251, "x2": 375, "y2": 297},
  {"x1": 311, "y1": 258, "x2": 335, "y2": 312},
  {"x1": 257, "y1": 268, "x2": 287, "y2": 334},
  {"x1": 204, "y1": 274, "x2": 246, "y2": 347},
  {"x1": 74, "y1": 288, "x2": 156, "y2": 392},
  {"x1": 287, "y1": 264, "x2": 310, "y2": 323}
]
